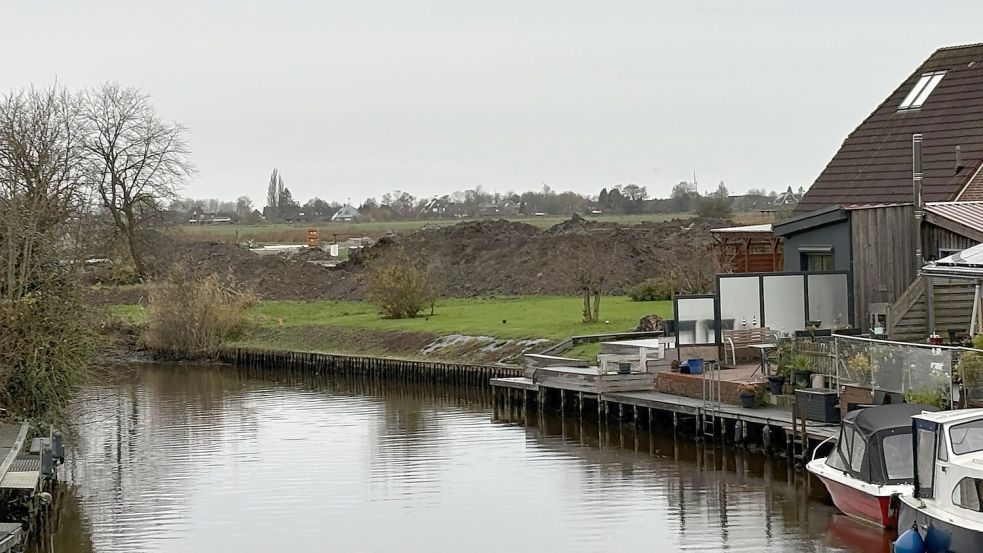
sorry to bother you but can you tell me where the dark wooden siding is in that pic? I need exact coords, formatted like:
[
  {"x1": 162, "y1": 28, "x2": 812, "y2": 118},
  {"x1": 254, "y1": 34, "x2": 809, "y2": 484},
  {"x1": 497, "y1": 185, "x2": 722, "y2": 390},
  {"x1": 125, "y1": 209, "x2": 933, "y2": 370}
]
[
  {"x1": 849, "y1": 205, "x2": 917, "y2": 329},
  {"x1": 923, "y1": 223, "x2": 979, "y2": 261},
  {"x1": 888, "y1": 276, "x2": 976, "y2": 341}
]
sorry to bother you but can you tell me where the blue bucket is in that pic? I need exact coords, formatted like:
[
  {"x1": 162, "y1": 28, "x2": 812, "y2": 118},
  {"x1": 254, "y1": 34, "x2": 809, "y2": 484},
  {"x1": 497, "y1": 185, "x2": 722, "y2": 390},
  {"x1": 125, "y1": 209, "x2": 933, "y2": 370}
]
[{"x1": 687, "y1": 358, "x2": 704, "y2": 375}]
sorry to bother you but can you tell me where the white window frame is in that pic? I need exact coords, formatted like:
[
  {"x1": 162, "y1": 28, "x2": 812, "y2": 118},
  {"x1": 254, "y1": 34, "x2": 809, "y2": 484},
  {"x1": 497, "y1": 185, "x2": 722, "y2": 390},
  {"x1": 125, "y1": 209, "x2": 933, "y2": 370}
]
[{"x1": 899, "y1": 71, "x2": 946, "y2": 110}]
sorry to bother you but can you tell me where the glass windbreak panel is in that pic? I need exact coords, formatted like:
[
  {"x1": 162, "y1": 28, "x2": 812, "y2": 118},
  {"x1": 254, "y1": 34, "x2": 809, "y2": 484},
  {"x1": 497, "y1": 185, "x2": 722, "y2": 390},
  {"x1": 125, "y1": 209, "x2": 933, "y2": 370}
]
[
  {"x1": 883, "y1": 433, "x2": 914, "y2": 481},
  {"x1": 719, "y1": 276, "x2": 761, "y2": 330},
  {"x1": 675, "y1": 297, "x2": 717, "y2": 345},
  {"x1": 763, "y1": 275, "x2": 805, "y2": 336},
  {"x1": 905, "y1": 349, "x2": 952, "y2": 406},
  {"x1": 916, "y1": 427, "x2": 937, "y2": 498},
  {"x1": 950, "y1": 419, "x2": 983, "y2": 455},
  {"x1": 807, "y1": 273, "x2": 849, "y2": 329},
  {"x1": 850, "y1": 434, "x2": 867, "y2": 473},
  {"x1": 953, "y1": 478, "x2": 983, "y2": 512}
]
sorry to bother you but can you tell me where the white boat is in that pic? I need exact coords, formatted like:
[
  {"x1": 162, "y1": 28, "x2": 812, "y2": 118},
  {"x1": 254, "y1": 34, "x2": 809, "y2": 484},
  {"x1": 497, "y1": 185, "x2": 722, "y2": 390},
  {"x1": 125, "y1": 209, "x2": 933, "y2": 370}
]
[{"x1": 896, "y1": 408, "x2": 983, "y2": 552}]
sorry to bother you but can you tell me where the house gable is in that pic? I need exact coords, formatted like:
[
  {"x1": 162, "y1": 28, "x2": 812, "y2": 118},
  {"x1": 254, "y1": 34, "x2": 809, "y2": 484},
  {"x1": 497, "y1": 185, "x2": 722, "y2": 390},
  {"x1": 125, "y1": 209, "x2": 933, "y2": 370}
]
[{"x1": 796, "y1": 43, "x2": 983, "y2": 212}]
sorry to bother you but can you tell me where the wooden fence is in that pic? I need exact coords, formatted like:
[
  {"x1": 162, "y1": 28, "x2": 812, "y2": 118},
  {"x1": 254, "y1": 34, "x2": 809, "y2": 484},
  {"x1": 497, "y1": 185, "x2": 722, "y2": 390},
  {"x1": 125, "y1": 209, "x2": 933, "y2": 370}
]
[{"x1": 223, "y1": 348, "x2": 524, "y2": 387}]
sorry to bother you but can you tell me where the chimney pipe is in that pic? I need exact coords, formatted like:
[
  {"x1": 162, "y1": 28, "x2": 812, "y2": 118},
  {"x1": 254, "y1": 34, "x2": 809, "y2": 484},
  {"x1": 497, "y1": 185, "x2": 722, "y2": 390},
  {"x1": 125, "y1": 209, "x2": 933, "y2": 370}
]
[
  {"x1": 956, "y1": 144, "x2": 963, "y2": 173},
  {"x1": 913, "y1": 134, "x2": 924, "y2": 270}
]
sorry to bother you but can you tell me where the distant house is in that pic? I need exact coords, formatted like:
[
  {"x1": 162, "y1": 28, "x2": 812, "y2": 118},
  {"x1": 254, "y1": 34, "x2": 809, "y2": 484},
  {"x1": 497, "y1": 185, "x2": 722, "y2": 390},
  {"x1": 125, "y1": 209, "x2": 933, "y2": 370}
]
[
  {"x1": 421, "y1": 198, "x2": 449, "y2": 218},
  {"x1": 188, "y1": 210, "x2": 232, "y2": 225},
  {"x1": 728, "y1": 194, "x2": 776, "y2": 212},
  {"x1": 777, "y1": 43, "x2": 983, "y2": 336},
  {"x1": 331, "y1": 204, "x2": 360, "y2": 222}
]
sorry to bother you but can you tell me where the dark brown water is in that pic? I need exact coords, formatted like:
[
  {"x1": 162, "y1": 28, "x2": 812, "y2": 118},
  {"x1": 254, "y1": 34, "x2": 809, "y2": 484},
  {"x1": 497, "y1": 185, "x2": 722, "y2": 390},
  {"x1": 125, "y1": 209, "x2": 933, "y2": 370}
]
[{"x1": 32, "y1": 364, "x2": 893, "y2": 553}]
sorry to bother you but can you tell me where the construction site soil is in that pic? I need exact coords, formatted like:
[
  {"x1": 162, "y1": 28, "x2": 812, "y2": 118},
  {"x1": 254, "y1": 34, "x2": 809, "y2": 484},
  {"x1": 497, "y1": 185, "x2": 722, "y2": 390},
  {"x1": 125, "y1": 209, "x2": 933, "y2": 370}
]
[{"x1": 90, "y1": 216, "x2": 727, "y2": 303}]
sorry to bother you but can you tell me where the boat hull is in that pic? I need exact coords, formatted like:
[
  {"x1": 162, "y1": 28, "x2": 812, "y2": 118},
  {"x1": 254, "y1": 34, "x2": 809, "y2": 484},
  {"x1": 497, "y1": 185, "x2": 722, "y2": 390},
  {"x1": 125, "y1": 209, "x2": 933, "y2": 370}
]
[
  {"x1": 816, "y1": 473, "x2": 898, "y2": 528},
  {"x1": 899, "y1": 502, "x2": 983, "y2": 553}
]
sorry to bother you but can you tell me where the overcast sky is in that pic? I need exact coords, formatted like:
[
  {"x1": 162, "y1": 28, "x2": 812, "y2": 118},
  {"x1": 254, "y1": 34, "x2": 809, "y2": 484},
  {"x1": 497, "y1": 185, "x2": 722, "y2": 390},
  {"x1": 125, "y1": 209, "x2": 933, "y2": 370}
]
[{"x1": 5, "y1": 1, "x2": 983, "y2": 205}]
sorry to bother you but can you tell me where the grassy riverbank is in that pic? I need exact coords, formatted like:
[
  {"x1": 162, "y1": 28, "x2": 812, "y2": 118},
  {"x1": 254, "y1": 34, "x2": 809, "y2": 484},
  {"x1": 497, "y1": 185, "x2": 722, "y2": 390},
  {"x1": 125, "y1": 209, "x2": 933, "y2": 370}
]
[{"x1": 113, "y1": 296, "x2": 671, "y2": 362}]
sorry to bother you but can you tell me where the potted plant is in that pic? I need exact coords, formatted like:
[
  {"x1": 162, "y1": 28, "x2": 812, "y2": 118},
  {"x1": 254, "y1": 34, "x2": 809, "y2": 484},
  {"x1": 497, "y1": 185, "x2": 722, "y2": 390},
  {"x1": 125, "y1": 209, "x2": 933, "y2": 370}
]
[
  {"x1": 847, "y1": 353, "x2": 872, "y2": 386},
  {"x1": 768, "y1": 362, "x2": 789, "y2": 395},
  {"x1": 791, "y1": 354, "x2": 813, "y2": 388},
  {"x1": 767, "y1": 342, "x2": 793, "y2": 395},
  {"x1": 737, "y1": 383, "x2": 761, "y2": 409}
]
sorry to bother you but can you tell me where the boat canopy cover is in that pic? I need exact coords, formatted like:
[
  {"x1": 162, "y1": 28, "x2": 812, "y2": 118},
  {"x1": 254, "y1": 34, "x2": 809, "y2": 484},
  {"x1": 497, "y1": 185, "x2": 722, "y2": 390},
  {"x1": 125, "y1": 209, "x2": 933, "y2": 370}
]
[{"x1": 827, "y1": 404, "x2": 939, "y2": 485}]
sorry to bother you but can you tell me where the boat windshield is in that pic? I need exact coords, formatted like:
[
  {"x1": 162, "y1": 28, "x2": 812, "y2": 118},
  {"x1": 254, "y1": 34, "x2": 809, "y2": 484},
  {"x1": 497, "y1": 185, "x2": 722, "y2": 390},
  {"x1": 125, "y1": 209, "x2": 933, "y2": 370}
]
[
  {"x1": 949, "y1": 419, "x2": 983, "y2": 456},
  {"x1": 883, "y1": 433, "x2": 914, "y2": 480}
]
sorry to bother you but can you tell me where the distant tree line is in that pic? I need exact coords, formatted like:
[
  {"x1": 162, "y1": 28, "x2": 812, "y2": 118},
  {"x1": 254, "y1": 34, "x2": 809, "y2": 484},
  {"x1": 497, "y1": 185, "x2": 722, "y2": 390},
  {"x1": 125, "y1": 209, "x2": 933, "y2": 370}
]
[{"x1": 176, "y1": 176, "x2": 799, "y2": 224}]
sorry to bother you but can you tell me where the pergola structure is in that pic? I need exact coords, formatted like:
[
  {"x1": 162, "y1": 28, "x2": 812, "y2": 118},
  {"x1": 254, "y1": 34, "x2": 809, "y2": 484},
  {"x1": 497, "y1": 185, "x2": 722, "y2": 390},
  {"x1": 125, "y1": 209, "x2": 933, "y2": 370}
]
[{"x1": 710, "y1": 224, "x2": 783, "y2": 273}]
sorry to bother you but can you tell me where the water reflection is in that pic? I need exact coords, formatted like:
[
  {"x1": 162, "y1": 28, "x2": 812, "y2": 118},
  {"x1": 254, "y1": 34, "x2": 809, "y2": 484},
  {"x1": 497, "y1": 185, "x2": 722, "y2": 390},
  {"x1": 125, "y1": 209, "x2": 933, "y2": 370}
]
[{"x1": 34, "y1": 365, "x2": 890, "y2": 553}]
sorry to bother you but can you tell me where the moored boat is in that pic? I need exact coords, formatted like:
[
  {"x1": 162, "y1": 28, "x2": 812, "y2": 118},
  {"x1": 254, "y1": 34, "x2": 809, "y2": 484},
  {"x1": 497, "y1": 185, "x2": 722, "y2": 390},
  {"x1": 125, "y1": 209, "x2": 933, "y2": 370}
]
[
  {"x1": 896, "y1": 409, "x2": 983, "y2": 553},
  {"x1": 807, "y1": 404, "x2": 938, "y2": 528}
]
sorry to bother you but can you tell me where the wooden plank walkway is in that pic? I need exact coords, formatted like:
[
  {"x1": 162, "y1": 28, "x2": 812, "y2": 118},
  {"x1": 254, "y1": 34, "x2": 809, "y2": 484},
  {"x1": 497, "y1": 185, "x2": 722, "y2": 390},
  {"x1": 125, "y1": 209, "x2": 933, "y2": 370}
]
[
  {"x1": 605, "y1": 390, "x2": 838, "y2": 440},
  {"x1": 491, "y1": 377, "x2": 838, "y2": 441}
]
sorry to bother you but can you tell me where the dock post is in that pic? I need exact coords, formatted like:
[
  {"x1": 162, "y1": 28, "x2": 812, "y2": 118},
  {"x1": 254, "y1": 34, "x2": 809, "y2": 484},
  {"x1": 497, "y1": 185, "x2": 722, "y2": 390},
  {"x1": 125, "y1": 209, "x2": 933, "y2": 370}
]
[
  {"x1": 672, "y1": 411, "x2": 678, "y2": 433},
  {"x1": 633, "y1": 405, "x2": 638, "y2": 428},
  {"x1": 618, "y1": 403, "x2": 624, "y2": 422}
]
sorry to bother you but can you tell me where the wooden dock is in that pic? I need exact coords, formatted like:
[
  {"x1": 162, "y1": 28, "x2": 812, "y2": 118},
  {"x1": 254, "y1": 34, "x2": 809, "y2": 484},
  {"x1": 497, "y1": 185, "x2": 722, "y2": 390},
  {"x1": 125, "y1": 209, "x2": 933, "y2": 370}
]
[
  {"x1": 0, "y1": 421, "x2": 34, "y2": 552},
  {"x1": 491, "y1": 375, "x2": 838, "y2": 457}
]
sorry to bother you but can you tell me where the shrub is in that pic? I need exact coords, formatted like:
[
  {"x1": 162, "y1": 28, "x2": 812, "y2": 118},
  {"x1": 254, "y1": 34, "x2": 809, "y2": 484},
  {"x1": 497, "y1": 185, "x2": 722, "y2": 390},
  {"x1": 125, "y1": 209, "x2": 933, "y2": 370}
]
[
  {"x1": 144, "y1": 268, "x2": 256, "y2": 358},
  {"x1": 365, "y1": 251, "x2": 441, "y2": 319},
  {"x1": 628, "y1": 277, "x2": 673, "y2": 301},
  {"x1": 0, "y1": 273, "x2": 97, "y2": 421}
]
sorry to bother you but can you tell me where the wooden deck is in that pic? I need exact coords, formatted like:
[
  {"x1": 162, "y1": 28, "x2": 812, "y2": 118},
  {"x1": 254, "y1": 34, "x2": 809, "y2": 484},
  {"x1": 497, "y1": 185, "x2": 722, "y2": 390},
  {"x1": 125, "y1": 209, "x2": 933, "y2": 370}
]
[{"x1": 491, "y1": 376, "x2": 838, "y2": 442}]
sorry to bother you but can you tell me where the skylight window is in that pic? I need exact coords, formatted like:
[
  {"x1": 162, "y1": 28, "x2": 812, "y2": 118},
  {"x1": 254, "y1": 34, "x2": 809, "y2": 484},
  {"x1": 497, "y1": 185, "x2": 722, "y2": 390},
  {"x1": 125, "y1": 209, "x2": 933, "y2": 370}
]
[{"x1": 899, "y1": 71, "x2": 946, "y2": 110}]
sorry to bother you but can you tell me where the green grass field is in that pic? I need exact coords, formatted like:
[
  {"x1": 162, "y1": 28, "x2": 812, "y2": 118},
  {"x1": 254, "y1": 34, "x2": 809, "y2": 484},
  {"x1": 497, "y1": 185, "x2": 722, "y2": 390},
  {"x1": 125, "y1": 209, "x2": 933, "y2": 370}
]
[
  {"x1": 113, "y1": 296, "x2": 672, "y2": 341},
  {"x1": 175, "y1": 213, "x2": 697, "y2": 244}
]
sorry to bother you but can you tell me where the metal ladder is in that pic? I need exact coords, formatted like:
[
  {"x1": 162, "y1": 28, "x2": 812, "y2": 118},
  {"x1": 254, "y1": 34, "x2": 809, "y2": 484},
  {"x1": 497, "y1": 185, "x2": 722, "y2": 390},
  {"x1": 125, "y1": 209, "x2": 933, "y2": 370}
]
[
  {"x1": 701, "y1": 360, "x2": 721, "y2": 440},
  {"x1": 790, "y1": 399, "x2": 810, "y2": 465}
]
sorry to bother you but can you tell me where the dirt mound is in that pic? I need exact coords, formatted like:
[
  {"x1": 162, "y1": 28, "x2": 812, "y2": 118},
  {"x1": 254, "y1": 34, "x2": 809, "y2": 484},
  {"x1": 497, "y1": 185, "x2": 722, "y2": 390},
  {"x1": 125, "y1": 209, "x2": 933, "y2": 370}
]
[
  {"x1": 125, "y1": 216, "x2": 728, "y2": 303},
  {"x1": 175, "y1": 242, "x2": 358, "y2": 301},
  {"x1": 331, "y1": 216, "x2": 726, "y2": 299}
]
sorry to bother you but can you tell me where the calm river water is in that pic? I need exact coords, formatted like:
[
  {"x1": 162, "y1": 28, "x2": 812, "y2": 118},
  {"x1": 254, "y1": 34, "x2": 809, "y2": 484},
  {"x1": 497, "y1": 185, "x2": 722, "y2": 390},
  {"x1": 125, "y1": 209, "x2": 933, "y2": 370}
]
[{"x1": 31, "y1": 364, "x2": 894, "y2": 553}]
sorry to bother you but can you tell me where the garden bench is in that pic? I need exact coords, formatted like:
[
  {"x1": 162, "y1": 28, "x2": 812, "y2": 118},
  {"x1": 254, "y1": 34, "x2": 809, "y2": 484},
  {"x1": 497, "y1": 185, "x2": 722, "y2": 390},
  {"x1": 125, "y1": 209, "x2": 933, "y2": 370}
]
[{"x1": 722, "y1": 327, "x2": 776, "y2": 366}]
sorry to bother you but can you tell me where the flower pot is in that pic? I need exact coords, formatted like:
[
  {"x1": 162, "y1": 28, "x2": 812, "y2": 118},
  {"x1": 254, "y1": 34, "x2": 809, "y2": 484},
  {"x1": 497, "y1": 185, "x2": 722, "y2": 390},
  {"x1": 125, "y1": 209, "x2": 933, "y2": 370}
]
[
  {"x1": 794, "y1": 370, "x2": 813, "y2": 388},
  {"x1": 739, "y1": 392, "x2": 756, "y2": 409},
  {"x1": 767, "y1": 375, "x2": 786, "y2": 396}
]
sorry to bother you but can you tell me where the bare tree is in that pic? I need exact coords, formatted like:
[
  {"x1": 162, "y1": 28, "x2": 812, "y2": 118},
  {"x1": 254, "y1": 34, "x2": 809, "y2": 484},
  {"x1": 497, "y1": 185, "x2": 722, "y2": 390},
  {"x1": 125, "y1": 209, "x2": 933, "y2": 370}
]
[
  {"x1": 79, "y1": 83, "x2": 192, "y2": 279},
  {"x1": 571, "y1": 241, "x2": 621, "y2": 323},
  {"x1": 0, "y1": 85, "x2": 95, "y2": 418},
  {"x1": 235, "y1": 195, "x2": 253, "y2": 220},
  {"x1": 0, "y1": 85, "x2": 88, "y2": 299}
]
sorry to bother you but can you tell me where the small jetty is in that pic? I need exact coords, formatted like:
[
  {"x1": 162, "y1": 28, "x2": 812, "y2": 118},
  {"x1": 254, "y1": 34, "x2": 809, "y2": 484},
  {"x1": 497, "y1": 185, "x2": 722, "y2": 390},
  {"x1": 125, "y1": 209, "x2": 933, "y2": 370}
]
[
  {"x1": 0, "y1": 421, "x2": 62, "y2": 551},
  {"x1": 493, "y1": 334, "x2": 840, "y2": 461}
]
